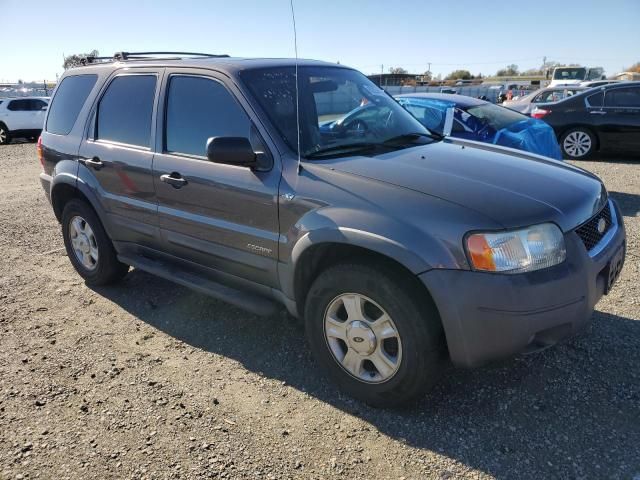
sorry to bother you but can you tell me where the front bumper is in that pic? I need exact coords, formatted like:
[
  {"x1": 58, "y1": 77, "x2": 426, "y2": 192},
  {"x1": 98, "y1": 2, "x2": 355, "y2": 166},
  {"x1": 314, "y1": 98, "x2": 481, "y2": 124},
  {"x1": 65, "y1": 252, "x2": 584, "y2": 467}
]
[{"x1": 420, "y1": 200, "x2": 626, "y2": 368}]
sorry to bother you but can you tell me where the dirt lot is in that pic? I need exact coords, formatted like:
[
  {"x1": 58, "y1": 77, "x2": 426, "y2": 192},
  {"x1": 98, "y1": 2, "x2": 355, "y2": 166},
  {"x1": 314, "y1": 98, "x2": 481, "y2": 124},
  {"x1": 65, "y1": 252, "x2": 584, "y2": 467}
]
[{"x1": 0, "y1": 142, "x2": 638, "y2": 480}]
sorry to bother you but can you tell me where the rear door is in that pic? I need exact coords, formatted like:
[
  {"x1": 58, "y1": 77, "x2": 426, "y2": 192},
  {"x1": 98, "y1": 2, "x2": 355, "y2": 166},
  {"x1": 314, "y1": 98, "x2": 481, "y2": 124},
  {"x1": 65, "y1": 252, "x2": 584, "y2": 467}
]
[
  {"x1": 601, "y1": 86, "x2": 640, "y2": 152},
  {"x1": 28, "y1": 99, "x2": 48, "y2": 130},
  {"x1": 78, "y1": 69, "x2": 162, "y2": 249},
  {"x1": 152, "y1": 69, "x2": 281, "y2": 287}
]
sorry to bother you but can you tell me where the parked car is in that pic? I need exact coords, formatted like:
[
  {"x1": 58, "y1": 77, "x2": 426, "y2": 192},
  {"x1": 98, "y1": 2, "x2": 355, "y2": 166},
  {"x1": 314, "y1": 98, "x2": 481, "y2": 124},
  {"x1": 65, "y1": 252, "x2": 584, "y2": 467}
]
[
  {"x1": 0, "y1": 96, "x2": 49, "y2": 145},
  {"x1": 549, "y1": 66, "x2": 605, "y2": 87},
  {"x1": 39, "y1": 53, "x2": 626, "y2": 406},
  {"x1": 532, "y1": 82, "x2": 640, "y2": 159},
  {"x1": 396, "y1": 93, "x2": 562, "y2": 159},
  {"x1": 502, "y1": 86, "x2": 588, "y2": 115}
]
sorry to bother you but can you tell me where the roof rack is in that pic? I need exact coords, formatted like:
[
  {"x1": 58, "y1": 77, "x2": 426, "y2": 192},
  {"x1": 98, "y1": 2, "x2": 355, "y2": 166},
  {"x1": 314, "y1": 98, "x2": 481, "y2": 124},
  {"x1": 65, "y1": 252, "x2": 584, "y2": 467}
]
[
  {"x1": 80, "y1": 51, "x2": 229, "y2": 65},
  {"x1": 113, "y1": 51, "x2": 229, "y2": 60}
]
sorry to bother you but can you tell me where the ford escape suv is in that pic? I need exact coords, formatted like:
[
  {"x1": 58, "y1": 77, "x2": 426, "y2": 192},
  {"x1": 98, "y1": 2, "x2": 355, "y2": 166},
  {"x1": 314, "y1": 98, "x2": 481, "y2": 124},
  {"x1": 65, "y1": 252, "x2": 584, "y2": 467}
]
[{"x1": 38, "y1": 52, "x2": 626, "y2": 407}]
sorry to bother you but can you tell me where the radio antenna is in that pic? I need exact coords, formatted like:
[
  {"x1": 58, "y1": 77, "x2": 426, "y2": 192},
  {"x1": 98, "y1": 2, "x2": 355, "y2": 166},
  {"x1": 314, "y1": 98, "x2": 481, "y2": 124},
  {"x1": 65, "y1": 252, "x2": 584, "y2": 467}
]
[{"x1": 290, "y1": 0, "x2": 302, "y2": 174}]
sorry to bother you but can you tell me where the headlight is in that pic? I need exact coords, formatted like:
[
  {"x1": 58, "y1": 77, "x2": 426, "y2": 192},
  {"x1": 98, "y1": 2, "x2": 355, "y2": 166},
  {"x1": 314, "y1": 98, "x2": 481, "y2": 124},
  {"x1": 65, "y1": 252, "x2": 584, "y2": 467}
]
[{"x1": 466, "y1": 223, "x2": 566, "y2": 273}]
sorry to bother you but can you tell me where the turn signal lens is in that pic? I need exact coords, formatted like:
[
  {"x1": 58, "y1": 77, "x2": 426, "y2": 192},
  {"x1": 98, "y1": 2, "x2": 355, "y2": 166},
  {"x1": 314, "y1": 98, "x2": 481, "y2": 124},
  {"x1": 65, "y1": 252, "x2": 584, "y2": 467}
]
[{"x1": 466, "y1": 223, "x2": 566, "y2": 273}]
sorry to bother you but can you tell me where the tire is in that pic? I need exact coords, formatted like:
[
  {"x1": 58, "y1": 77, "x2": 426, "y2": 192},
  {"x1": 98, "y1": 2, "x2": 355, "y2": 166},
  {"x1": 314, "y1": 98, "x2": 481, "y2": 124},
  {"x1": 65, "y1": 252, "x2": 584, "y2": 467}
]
[
  {"x1": 304, "y1": 263, "x2": 446, "y2": 407},
  {"x1": 61, "y1": 199, "x2": 129, "y2": 286},
  {"x1": 0, "y1": 123, "x2": 11, "y2": 145},
  {"x1": 560, "y1": 127, "x2": 596, "y2": 159}
]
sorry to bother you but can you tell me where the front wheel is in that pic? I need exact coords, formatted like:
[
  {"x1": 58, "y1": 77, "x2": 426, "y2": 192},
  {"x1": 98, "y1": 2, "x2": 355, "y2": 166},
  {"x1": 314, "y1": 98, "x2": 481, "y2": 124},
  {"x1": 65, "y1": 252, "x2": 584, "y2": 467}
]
[
  {"x1": 560, "y1": 127, "x2": 596, "y2": 159},
  {"x1": 304, "y1": 263, "x2": 446, "y2": 407},
  {"x1": 61, "y1": 199, "x2": 129, "y2": 286}
]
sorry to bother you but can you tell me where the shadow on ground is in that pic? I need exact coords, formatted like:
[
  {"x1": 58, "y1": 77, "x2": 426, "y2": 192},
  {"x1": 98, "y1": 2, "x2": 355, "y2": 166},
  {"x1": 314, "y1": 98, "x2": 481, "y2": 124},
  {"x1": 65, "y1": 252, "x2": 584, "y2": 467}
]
[
  {"x1": 92, "y1": 271, "x2": 640, "y2": 479},
  {"x1": 609, "y1": 191, "x2": 640, "y2": 217}
]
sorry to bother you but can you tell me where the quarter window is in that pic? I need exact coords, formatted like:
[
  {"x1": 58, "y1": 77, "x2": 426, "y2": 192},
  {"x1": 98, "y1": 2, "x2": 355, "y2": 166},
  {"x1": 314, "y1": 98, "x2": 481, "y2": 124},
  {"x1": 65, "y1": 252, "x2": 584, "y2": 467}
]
[
  {"x1": 46, "y1": 74, "x2": 97, "y2": 135},
  {"x1": 165, "y1": 76, "x2": 252, "y2": 157},
  {"x1": 96, "y1": 75, "x2": 156, "y2": 147},
  {"x1": 586, "y1": 91, "x2": 603, "y2": 108}
]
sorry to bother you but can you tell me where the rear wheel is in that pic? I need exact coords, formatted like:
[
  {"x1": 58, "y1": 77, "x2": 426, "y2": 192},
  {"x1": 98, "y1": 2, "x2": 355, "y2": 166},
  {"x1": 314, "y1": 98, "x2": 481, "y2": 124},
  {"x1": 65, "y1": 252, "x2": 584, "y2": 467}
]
[
  {"x1": 61, "y1": 199, "x2": 129, "y2": 285},
  {"x1": 560, "y1": 127, "x2": 596, "y2": 159},
  {"x1": 304, "y1": 263, "x2": 446, "y2": 407},
  {"x1": 0, "y1": 123, "x2": 10, "y2": 145}
]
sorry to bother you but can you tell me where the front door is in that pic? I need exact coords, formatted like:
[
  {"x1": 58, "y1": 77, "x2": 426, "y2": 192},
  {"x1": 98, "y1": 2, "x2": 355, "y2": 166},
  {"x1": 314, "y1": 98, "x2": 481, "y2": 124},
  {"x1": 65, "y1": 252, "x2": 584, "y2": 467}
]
[
  {"x1": 78, "y1": 70, "x2": 162, "y2": 248},
  {"x1": 152, "y1": 71, "x2": 281, "y2": 287},
  {"x1": 601, "y1": 86, "x2": 640, "y2": 152}
]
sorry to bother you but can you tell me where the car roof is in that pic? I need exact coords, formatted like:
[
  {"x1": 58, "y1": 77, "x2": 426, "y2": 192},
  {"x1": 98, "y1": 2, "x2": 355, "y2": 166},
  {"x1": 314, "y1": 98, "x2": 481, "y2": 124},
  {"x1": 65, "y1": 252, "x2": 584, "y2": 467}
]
[
  {"x1": 395, "y1": 93, "x2": 487, "y2": 107},
  {"x1": 538, "y1": 81, "x2": 640, "y2": 106},
  {"x1": 65, "y1": 57, "x2": 344, "y2": 76}
]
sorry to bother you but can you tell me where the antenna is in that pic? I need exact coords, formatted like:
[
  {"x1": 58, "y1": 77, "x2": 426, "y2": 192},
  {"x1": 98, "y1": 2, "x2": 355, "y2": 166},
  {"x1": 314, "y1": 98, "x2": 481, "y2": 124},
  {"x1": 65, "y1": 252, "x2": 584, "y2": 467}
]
[{"x1": 290, "y1": 0, "x2": 302, "y2": 174}]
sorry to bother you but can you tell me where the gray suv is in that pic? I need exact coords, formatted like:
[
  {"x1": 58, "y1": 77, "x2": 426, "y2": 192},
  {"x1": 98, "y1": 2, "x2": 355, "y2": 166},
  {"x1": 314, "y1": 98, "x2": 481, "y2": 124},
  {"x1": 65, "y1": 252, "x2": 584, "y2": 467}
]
[{"x1": 38, "y1": 52, "x2": 626, "y2": 406}]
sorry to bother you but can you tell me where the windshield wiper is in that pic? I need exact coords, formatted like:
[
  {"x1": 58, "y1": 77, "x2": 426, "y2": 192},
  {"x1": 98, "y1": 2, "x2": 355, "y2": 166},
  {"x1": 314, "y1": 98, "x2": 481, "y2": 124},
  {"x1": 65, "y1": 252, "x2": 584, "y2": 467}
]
[
  {"x1": 383, "y1": 132, "x2": 443, "y2": 144},
  {"x1": 305, "y1": 142, "x2": 385, "y2": 159}
]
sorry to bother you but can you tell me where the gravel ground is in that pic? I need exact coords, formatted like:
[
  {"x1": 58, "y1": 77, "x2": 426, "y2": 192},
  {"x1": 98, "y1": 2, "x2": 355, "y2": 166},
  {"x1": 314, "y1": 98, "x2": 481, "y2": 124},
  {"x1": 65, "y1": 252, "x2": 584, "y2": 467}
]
[{"x1": 0, "y1": 142, "x2": 639, "y2": 480}]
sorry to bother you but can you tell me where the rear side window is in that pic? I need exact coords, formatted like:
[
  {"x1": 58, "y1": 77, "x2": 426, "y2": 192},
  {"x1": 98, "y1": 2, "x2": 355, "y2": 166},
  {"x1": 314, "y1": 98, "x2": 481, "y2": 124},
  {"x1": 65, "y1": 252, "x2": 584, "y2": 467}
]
[
  {"x1": 604, "y1": 87, "x2": 640, "y2": 108},
  {"x1": 96, "y1": 75, "x2": 156, "y2": 147},
  {"x1": 46, "y1": 74, "x2": 97, "y2": 135},
  {"x1": 165, "y1": 75, "x2": 251, "y2": 156}
]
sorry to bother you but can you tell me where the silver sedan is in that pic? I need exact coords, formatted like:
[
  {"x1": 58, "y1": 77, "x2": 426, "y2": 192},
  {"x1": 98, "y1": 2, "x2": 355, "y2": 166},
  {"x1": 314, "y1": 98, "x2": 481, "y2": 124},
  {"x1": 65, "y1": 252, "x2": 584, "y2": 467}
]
[{"x1": 502, "y1": 86, "x2": 587, "y2": 115}]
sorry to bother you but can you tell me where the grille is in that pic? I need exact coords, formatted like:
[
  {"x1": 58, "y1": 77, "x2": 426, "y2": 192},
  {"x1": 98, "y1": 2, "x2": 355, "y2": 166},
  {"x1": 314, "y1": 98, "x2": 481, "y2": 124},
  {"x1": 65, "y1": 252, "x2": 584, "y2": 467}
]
[{"x1": 575, "y1": 202, "x2": 613, "y2": 252}]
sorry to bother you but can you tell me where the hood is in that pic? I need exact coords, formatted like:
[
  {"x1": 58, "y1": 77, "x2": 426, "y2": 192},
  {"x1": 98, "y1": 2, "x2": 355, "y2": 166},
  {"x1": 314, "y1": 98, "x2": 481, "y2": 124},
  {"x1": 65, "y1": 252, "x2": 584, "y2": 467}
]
[{"x1": 314, "y1": 139, "x2": 605, "y2": 232}]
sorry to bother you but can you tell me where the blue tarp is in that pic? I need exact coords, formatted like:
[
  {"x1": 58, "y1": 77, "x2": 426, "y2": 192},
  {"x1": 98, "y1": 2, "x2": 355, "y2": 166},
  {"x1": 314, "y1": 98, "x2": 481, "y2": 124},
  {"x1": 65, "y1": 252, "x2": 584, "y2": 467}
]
[{"x1": 493, "y1": 118, "x2": 563, "y2": 160}]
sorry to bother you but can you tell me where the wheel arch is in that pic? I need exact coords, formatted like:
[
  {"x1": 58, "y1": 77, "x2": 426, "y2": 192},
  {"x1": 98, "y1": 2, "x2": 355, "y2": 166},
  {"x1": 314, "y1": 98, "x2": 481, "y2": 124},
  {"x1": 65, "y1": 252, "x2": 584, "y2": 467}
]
[
  {"x1": 289, "y1": 240, "x2": 439, "y2": 322},
  {"x1": 50, "y1": 176, "x2": 109, "y2": 231}
]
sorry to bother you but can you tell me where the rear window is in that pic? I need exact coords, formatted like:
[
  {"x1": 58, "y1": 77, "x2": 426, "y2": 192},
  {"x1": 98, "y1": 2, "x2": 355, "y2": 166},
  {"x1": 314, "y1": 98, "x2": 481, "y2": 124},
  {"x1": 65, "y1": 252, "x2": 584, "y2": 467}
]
[
  {"x1": 465, "y1": 104, "x2": 526, "y2": 130},
  {"x1": 96, "y1": 75, "x2": 156, "y2": 147},
  {"x1": 46, "y1": 75, "x2": 97, "y2": 135}
]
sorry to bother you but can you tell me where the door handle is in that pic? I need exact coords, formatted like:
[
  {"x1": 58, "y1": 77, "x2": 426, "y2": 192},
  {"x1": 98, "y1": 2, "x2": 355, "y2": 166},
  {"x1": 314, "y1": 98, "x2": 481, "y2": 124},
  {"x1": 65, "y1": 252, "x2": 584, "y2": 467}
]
[
  {"x1": 82, "y1": 156, "x2": 104, "y2": 170},
  {"x1": 590, "y1": 110, "x2": 606, "y2": 115},
  {"x1": 160, "y1": 172, "x2": 188, "y2": 189}
]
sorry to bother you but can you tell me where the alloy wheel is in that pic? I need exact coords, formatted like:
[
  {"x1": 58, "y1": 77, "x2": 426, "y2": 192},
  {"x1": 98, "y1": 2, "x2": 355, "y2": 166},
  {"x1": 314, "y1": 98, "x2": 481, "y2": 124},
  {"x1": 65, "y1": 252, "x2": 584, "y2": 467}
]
[
  {"x1": 324, "y1": 293, "x2": 402, "y2": 383},
  {"x1": 69, "y1": 216, "x2": 99, "y2": 271},
  {"x1": 563, "y1": 130, "x2": 592, "y2": 158}
]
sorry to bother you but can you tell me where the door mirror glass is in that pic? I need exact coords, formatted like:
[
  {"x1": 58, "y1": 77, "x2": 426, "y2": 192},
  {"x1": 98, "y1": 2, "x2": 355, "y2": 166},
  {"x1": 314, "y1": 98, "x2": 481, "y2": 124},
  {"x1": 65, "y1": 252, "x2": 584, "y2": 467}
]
[{"x1": 206, "y1": 137, "x2": 256, "y2": 168}]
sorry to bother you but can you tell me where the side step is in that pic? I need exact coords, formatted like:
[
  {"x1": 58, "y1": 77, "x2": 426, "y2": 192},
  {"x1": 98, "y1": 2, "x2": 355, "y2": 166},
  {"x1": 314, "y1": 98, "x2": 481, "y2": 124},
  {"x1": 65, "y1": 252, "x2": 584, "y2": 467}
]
[{"x1": 118, "y1": 254, "x2": 279, "y2": 316}]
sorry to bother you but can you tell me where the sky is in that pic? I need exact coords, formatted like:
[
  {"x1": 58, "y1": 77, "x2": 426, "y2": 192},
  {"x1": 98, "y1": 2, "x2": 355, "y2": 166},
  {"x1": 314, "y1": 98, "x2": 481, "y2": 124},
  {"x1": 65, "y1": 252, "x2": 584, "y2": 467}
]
[{"x1": 2, "y1": 0, "x2": 639, "y2": 83}]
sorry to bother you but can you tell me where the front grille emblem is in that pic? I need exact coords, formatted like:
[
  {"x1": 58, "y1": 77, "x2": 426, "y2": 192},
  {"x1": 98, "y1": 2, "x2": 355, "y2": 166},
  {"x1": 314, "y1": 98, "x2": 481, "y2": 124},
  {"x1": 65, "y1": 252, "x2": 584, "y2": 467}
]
[{"x1": 597, "y1": 218, "x2": 607, "y2": 234}]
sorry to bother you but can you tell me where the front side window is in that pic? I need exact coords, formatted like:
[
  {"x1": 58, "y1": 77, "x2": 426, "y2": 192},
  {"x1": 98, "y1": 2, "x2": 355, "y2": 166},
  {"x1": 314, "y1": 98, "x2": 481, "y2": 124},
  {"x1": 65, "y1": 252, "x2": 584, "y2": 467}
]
[
  {"x1": 7, "y1": 99, "x2": 29, "y2": 111},
  {"x1": 46, "y1": 74, "x2": 97, "y2": 135},
  {"x1": 604, "y1": 87, "x2": 640, "y2": 108},
  {"x1": 96, "y1": 75, "x2": 156, "y2": 147},
  {"x1": 165, "y1": 76, "x2": 252, "y2": 157},
  {"x1": 241, "y1": 66, "x2": 434, "y2": 159}
]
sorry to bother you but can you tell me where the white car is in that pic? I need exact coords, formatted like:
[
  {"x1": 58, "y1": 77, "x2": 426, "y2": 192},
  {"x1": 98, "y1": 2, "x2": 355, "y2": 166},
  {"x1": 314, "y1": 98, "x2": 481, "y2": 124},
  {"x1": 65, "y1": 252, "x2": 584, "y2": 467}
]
[{"x1": 0, "y1": 96, "x2": 49, "y2": 145}]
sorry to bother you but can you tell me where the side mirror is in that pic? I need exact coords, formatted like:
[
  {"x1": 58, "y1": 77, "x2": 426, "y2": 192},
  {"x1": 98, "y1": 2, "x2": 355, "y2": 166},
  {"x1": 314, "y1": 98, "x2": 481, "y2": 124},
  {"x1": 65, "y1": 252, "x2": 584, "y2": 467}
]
[
  {"x1": 206, "y1": 137, "x2": 256, "y2": 168},
  {"x1": 443, "y1": 107, "x2": 454, "y2": 137}
]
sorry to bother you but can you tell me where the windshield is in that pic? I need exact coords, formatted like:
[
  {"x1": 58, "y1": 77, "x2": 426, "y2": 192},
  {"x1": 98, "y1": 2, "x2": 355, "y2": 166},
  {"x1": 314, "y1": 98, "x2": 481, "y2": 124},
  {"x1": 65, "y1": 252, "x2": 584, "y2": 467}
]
[
  {"x1": 553, "y1": 67, "x2": 587, "y2": 81},
  {"x1": 240, "y1": 66, "x2": 433, "y2": 158}
]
